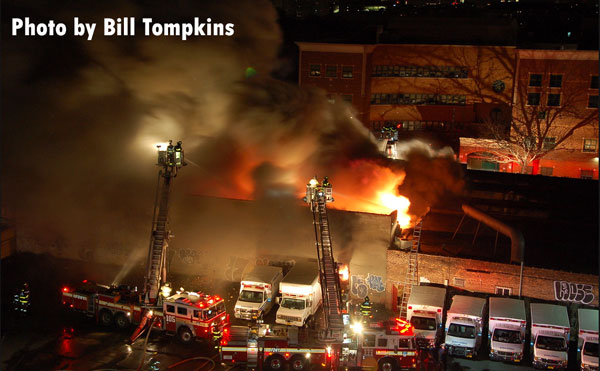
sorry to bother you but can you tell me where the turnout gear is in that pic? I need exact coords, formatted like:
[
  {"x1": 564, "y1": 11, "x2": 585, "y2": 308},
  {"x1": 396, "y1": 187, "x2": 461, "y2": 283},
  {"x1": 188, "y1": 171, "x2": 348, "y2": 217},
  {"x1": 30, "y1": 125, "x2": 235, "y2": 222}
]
[
  {"x1": 322, "y1": 176, "x2": 331, "y2": 187},
  {"x1": 14, "y1": 283, "x2": 30, "y2": 315},
  {"x1": 211, "y1": 326, "x2": 223, "y2": 350},
  {"x1": 360, "y1": 296, "x2": 372, "y2": 323}
]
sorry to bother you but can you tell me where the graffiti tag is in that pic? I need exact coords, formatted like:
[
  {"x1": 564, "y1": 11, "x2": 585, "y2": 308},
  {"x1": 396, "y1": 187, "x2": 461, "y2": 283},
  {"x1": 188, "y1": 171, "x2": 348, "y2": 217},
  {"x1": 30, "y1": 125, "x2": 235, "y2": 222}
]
[
  {"x1": 350, "y1": 273, "x2": 385, "y2": 298},
  {"x1": 554, "y1": 281, "x2": 594, "y2": 305},
  {"x1": 177, "y1": 248, "x2": 204, "y2": 265}
]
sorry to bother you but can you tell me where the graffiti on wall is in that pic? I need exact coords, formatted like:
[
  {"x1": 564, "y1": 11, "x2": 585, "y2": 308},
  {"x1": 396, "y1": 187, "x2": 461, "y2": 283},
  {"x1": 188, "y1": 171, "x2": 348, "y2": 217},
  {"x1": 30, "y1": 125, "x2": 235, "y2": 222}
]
[
  {"x1": 224, "y1": 256, "x2": 250, "y2": 282},
  {"x1": 554, "y1": 281, "x2": 594, "y2": 305},
  {"x1": 350, "y1": 273, "x2": 385, "y2": 298},
  {"x1": 255, "y1": 257, "x2": 296, "y2": 270},
  {"x1": 176, "y1": 248, "x2": 205, "y2": 265}
]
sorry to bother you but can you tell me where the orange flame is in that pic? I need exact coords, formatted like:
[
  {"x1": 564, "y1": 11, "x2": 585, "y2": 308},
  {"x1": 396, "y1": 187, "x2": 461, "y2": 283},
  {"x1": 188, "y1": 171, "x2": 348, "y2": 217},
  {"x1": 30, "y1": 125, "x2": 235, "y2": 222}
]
[{"x1": 338, "y1": 264, "x2": 349, "y2": 281}]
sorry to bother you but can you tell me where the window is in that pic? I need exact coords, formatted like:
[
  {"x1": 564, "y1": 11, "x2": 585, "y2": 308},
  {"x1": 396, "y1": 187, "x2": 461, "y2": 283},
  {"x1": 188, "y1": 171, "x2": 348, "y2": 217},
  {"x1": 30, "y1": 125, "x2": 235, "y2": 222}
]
[
  {"x1": 309, "y1": 64, "x2": 321, "y2": 77},
  {"x1": 193, "y1": 310, "x2": 200, "y2": 318},
  {"x1": 325, "y1": 65, "x2": 337, "y2": 78},
  {"x1": 580, "y1": 169, "x2": 594, "y2": 179},
  {"x1": 495, "y1": 286, "x2": 511, "y2": 296},
  {"x1": 583, "y1": 139, "x2": 598, "y2": 152},
  {"x1": 589, "y1": 95, "x2": 599, "y2": 108},
  {"x1": 527, "y1": 92, "x2": 541, "y2": 106},
  {"x1": 547, "y1": 93, "x2": 561, "y2": 107},
  {"x1": 177, "y1": 306, "x2": 188, "y2": 316},
  {"x1": 341, "y1": 94, "x2": 353, "y2": 104},
  {"x1": 540, "y1": 167, "x2": 553, "y2": 176},
  {"x1": 166, "y1": 304, "x2": 175, "y2": 313},
  {"x1": 529, "y1": 74, "x2": 542, "y2": 87},
  {"x1": 591, "y1": 75, "x2": 599, "y2": 89},
  {"x1": 377, "y1": 338, "x2": 388, "y2": 347},
  {"x1": 542, "y1": 137, "x2": 556, "y2": 150},
  {"x1": 363, "y1": 334, "x2": 376, "y2": 347},
  {"x1": 453, "y1": 277, "x2": 465, "y2": 287},
  {"x1": 342, "y1": 66, "x2": 353, "y2": 78},
  {"x1": 549, "y1": 74, "x2": 563, "y2": 88},
  {"x1": 370, "y1": 93, "x2": 465, "y2": 106},
  {"x1": 538, "y1": 110, "x2": 547, "y2": 119}
]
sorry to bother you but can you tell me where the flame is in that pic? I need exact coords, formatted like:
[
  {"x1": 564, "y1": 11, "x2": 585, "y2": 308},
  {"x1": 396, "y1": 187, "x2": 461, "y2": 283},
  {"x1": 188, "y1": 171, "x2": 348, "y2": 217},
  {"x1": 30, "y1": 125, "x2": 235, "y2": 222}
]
[
  {"x1": 379, "y1": 192, "x2": 411, "y2": 228},
  {"x1": 338, "y1": 264, "x2": 349, "y2": 281}
]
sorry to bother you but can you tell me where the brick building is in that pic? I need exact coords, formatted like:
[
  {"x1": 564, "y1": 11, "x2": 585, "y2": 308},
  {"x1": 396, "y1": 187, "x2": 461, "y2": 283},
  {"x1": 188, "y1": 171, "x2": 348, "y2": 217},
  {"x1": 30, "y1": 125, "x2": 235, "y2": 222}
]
[
  {"x1": 297, "y1": 42, "x2": 516, "y2": 149},
  {"x1": 460, "y1": 49, "x2": 599, "y2": 179}
]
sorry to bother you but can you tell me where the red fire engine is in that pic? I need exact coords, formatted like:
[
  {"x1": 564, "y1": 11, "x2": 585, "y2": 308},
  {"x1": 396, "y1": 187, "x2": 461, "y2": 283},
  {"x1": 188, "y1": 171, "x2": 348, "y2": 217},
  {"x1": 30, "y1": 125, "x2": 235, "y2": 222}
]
[{"x1": 61, "y1": 141, "x2": 230, "y2": 343}]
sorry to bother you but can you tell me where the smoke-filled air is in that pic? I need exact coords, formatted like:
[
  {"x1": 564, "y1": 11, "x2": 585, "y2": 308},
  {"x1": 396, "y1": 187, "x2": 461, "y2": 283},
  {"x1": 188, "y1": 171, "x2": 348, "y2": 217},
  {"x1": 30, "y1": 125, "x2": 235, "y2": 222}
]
[{"x1": 2, "y1": 0, "x2": 463, "y2": 275}]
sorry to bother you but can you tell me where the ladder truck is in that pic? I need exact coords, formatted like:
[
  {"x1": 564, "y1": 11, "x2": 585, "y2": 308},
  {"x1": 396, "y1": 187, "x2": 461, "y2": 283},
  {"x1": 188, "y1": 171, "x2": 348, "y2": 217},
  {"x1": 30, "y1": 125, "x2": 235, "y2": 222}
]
[
  {"x1": 62, "y1": 141, "x2": 230, "y2": 344},
  {"x1": 219, "y1": 177, "x2": 420, "y2": 370}
]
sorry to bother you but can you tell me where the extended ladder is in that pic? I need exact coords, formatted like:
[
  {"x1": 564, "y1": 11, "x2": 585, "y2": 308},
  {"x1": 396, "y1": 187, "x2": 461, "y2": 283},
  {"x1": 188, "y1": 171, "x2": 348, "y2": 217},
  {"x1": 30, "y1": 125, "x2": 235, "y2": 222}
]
[
  {"x1": 305, "y1": 178, "x2": 344, "y2": 342},
  {"x1": 398, "y1": 219, "x2": 422, "y2": 319}
]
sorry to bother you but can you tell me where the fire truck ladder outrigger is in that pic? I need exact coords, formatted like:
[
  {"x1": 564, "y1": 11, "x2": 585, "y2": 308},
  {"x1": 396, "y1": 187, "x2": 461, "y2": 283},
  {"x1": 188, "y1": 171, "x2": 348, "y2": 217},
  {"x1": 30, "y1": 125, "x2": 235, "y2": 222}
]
[
  {"x1": 398, "y1": 219, "x2": 422, "y2": 319},
  {"x1": 303, "y1": 177, "x2": 344, "y2": 342},
  {"x1": 144, "y1": 140, "x2": 185, "y2": 304}
]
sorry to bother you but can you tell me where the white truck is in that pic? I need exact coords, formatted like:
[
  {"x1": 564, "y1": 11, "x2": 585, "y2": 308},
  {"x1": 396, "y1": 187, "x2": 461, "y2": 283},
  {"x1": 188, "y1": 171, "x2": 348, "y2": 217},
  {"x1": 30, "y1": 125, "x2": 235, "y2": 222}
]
[
  {"x1": 443, "y1": 295, "x2": 486, "y2": 358},
  {"x1": 275, "y1": 261, "x2": 321, "y2": 327},
  {"x1": 234, "y1": 265, "x2": 284, "y2": 321},
  {"x1": 530, "y1": 303, "x2": 570, "y2": 370},
  {"x1": 406, "y1": 285, "x2": 446, "y2": 349},
  {"x1": 578, "y1": 308, "x2": 598, "y2": 371},
  {"x1": 488, "y1": 297, "x2": 527, "y2": 363}
]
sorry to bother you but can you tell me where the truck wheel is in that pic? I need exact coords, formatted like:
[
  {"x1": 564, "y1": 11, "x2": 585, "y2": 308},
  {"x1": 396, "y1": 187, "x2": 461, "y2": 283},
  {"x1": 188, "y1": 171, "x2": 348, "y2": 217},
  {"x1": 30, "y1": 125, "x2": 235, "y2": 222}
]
[
  {"x1": 378, "y1": 357, "x2": 397, "y2": 371},
  {"x1": 99, "y1": 310, "x2": 113, "y2": 326},
  {"x1": 177, "y1": 326, "x2": 194, "y2": 344},
  {"x1": 290, "y1": 355, "x2": 307, "y2": 370},
  {"x1": 115, "y1": 312, "x2": 130, "y2": 329},
  {"x1": 265, "y1": 355, "x2": 285, "y2": 370}
]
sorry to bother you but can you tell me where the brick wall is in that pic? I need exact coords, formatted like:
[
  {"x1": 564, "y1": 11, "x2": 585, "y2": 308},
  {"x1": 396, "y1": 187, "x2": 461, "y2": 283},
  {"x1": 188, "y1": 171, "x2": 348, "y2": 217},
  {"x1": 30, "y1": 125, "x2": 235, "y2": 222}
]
[{"x1": 387, "y1": 250, "x2": 599, "y2": 308}]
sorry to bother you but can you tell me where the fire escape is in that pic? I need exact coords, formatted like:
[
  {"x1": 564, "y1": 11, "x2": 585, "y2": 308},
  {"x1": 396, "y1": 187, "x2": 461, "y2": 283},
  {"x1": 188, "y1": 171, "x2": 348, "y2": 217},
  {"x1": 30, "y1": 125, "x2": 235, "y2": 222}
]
[
  {"x1": 398, "y1": 220, "x2": 422, "y2": 319},
  {"x1": 304, "y1": 177, "x2": 344, "y2": 342},
  {"x1": 144, "y1": 141, "x2": 184, "y2": 304}
]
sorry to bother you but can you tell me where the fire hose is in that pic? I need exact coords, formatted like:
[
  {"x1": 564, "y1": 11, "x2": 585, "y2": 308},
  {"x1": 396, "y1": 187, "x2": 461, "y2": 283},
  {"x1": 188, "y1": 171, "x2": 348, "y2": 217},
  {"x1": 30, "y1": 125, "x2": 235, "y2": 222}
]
[
  {"x1": 168, "y1": 356, "x2": 216, "y2": 371},
  {"x1": 136, "y1": 316, "x2": 157, "y2": 371}
]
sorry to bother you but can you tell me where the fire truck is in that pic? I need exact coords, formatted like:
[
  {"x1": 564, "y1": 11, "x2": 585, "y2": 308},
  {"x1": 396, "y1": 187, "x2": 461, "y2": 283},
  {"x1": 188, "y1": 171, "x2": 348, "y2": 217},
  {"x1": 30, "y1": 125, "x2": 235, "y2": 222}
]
[
  {"x1": 61, "y1": 141, "x2": 229, "y2": 343},
  {"x1": 219, "y1": 178, "x2": 419, "y2": 370}
]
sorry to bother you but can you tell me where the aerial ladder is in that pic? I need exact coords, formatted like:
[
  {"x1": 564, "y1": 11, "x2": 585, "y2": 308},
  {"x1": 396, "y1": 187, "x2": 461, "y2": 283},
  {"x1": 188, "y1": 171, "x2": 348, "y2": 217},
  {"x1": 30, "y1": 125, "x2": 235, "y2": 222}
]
[
  {"x1": 398, "y1": 220, "x2": 422, "y2": 319},
  {"x1": 143, "y1": 140, "x2": 185, "y2": 304},
  {"x1": 303, "y1": 176, "x2": 344, "y2": 342}
]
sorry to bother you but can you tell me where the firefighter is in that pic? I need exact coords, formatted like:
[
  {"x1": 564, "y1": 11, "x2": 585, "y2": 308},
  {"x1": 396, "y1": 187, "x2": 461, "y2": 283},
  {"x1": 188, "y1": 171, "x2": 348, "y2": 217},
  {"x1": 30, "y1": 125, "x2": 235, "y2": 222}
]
[
  {"x1": 322, "y1": 176, "x2": 331, "y2": 187},
  {"x1": 360, "y1": 296, "x2": 372, "y2": 323},
  {"x1": 14, "y1": 283, "x2": 30, "y2": 315},
  {"x1": 211, "y1": 325, "x2": 223, "y2": 351}
]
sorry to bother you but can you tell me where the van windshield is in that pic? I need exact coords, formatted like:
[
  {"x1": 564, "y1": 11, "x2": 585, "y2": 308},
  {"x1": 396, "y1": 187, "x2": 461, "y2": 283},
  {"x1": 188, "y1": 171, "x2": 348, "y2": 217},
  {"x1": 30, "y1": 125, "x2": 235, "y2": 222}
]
[
  {"x1": 493, "y1": 329, "x2": 521, "y2": 344},
  {"x1": 411, "y1": 316, "x2": 437, "y2": 331},
  {"x1": 281, "y1": 298, "x2": 306, "y2": 310},
  {"x1": 448, "y1": 324, "x2": 476, "y2": 339},
  {"x1": 239, "y1": 290, "x2": 263, "y2": 303},
  {"x1": 584, "y1": 342, "x2": 598, "y2": 357},
  {"x1": 536, "y1": 336, "x2": 566, "y2": 351}
]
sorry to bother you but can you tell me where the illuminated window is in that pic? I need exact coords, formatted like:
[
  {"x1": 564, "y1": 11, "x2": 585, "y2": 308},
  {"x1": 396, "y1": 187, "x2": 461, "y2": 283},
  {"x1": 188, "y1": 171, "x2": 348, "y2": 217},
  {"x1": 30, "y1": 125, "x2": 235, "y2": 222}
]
[
  {"x1": 583, "y1": 139, "x2": 598, "y2": 153},
  {"x1": 547, "y1": 93, "x2": 561, "y2": 106},
  {"x1": 325, "y1": 65, "x2": 337, "y2": 78},
  {"x1": 309, "y1": 64, "x2": 321, "y2": 77},
  {"x1": 527, "y1": 92, "x2": 540, "y2": 106},
  {"x1": 529, "y1": 74, "x2": 543, "y2": 87},
  {"x1": 591, "y1": 75, "x2": 599, "y2": 89},
  {"x1": 580, "y1": 169, "x2": 594, "y2": 179},
  {"x1": 588, "y1": 95, "x2": 599, "y2": 108},
  {"x1": 542, "y1": 137, "x2": 556, "y2": 150},
  {"x1": 495, "y1": 287, "x2": 511, "y2": 296},
  {"x1": 342, "y1": 66, "x2": 353, "y2": 78},
  {"x1": 549, "y1": 74, "x2": 563, "y2": 88}
]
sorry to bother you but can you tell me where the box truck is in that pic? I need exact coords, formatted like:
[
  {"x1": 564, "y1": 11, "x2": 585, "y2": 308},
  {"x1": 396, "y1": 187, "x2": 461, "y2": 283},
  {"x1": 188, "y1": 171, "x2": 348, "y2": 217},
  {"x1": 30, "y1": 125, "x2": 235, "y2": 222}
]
[
  {"x1": 234, "y1": 265, "x2": 284, "y2": 321},
  {"x1": 275, "y1": 261, "x2": 321, "y2": 327},
  {"x1": 488, "y1": 297, "x2": 527, "y2": 362},
  {"x1": 578, "y1": 308, "x2": 598, "y2": 371},
  {"x1": 406, "y1": 285, "x2": 446, "y2": 349},
  {"x1": 530, "y1": 303, "x2": 570, "y2": 370},
  {"x1": 443, "y1": 295, "x2": 486, "y2": 358}
]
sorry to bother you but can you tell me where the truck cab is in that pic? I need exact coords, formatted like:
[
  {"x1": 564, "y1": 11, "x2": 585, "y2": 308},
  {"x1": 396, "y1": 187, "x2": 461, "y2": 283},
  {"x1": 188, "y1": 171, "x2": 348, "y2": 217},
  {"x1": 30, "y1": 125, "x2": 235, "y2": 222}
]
[
  {"x1": 234, "y1": 265, "x2": 283, "y2": 321},
  {"x1": 406, "y1": 285, "x2": 446, "y2": 349},
  {"x1": 530, "y1": 303, "x2": 570, "y2": 370},
  {"x1": 275, "y1": 261, "x2": 321, "y2": 327},
  {"x1": 578, "y1": 308, "x2": 599, "y2": 371},
  {"x1": 488, "y1": 297, "x2": 526, "y2": 363},
  {"x1": 443, "y1": 295, "x2": 486, "y2": 358}
]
